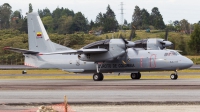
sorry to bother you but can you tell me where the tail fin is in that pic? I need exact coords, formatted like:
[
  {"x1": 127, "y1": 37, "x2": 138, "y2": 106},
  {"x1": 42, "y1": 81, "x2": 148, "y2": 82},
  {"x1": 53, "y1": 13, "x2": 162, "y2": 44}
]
[{"x1": 27, "y1": 12, "x2": 72, "y2": 53}]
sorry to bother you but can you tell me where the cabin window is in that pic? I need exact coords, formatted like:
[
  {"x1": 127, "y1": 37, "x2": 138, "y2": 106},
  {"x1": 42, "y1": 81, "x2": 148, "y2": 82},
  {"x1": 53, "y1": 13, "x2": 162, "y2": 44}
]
[{"x1": 164, "y1": 51, "x2": 178, "y2": 56}]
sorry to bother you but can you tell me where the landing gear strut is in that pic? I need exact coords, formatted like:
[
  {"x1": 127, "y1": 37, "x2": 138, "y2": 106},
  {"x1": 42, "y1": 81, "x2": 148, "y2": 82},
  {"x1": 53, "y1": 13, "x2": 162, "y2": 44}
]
[
  {"x1": 93, "y1": 63, "x2": 104, "y2": 81},
  {"x1": 170, "y1": 71, "x2": 178, "y2": 80},
  {"x1": 130, "y1": 72, "x2": 141, "y2": 80}
]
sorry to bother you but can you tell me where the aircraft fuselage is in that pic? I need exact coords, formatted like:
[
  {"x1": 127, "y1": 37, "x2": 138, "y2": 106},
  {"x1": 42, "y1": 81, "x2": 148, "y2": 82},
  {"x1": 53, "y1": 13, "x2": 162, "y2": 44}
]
[{"x1": 25, "y1": 49, "x2": 193, "y2": 73}]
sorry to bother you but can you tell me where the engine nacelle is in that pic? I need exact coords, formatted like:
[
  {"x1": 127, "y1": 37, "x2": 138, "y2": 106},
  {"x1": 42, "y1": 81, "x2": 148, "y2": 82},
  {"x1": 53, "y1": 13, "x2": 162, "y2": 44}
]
[
  {"x1": 161, "y1": 41, "x2": 173, "y2": 47},
  {"x1": 78, "y1": 39, "x2": 126, "y2": 62}
]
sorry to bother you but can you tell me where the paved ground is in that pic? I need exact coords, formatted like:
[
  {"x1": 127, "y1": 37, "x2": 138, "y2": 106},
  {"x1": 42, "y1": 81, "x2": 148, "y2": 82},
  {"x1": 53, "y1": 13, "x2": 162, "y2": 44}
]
[
  {"x1": 1, "y1": 72, "x2": 200, "y2": 111},
  {"x1": 1, "y1": 78, "x2": 200, "y2": 104},
  {"x1": 71, "y1": 105, "x2": 200, "y2": 112},
  {"x1": 1, "y1": 78, "x2": 200, "y2": 90}
]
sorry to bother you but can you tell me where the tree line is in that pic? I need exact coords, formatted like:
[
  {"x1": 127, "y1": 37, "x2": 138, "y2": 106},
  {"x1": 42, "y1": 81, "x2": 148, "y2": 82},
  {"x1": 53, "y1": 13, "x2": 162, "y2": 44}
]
[
  {"x1": 1, "y1": 3, "x2": 198, "y2": 33},
  {"x1": 0, "y1": 3, "x2": 119, "y2": 34},
  {"x1": 131, "y1": 5, "x2": 195, "y2": 33}
]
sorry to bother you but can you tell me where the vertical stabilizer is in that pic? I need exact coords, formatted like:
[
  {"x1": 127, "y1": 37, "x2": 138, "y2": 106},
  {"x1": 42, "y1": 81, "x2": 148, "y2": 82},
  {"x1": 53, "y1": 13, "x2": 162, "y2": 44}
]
[{"x1": 27, "y1": 12, "x2": 72, "y2": 53}]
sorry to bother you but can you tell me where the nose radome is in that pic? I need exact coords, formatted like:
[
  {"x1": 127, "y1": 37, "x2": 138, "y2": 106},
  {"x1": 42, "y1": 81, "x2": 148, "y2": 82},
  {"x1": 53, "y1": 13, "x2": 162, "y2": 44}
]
[
  {"x1": 187, "y1": 58, "x2": 193, "y2": 68},
  {"x1": 184, "y1": 57, "x2": 193, "y2": 68}
]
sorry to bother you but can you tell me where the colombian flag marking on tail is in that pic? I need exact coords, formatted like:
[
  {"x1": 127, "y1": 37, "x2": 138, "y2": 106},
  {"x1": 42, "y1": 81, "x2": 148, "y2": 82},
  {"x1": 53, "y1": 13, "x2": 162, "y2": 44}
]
[{"x1": 36, "y1": 32, "x2": 42, "y2": 38}]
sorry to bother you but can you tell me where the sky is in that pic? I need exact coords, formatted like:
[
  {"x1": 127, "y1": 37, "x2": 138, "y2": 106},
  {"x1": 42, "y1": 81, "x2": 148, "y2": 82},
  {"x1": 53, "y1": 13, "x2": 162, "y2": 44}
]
[{"x1": 1, "y1": 0, "x2": 200, "y2": 24}]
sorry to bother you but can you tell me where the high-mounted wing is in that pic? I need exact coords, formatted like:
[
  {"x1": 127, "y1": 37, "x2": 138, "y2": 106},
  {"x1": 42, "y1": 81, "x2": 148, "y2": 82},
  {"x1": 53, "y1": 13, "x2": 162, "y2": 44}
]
[
  {"x1": 39, "y1": 48, "x2": 108, "y2": 55},
  {"x1": 4, "y1": 47, "x2": 39, "y2": 54}
]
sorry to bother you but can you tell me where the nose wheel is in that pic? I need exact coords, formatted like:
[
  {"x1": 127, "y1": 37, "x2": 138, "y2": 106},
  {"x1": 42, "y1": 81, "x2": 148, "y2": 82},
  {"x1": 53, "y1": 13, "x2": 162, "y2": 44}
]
[
  {"x1": 131, "y1": 72, "x2": 141, "y2": 80},
  {"x1": 170, "y1": 71, "x2": 178, "y2": 80}
]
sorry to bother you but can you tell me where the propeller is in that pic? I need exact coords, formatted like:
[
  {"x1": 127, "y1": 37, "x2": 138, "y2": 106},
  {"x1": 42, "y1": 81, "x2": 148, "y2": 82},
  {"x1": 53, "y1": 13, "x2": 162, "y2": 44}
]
[
  {"x1": 129, "y1": 25, "x2": 136, "y2": 41},
  {"x1": 120, "y1": 37, "x2": 134, "y2": 65},
  {"x1": 159, "y1": 29, "x2": 173, "y2": 49},
  {"x1": 120, "y1": 37, "x2": 135, "y2": 48},
  {"x1": 164, "y1": 28, "x2": 168, "y2": 41}
]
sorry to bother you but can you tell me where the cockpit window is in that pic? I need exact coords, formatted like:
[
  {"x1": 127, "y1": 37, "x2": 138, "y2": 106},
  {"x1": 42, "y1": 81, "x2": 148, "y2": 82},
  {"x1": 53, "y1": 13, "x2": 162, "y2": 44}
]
[
  {"x1": 175, "y1": 51, "x2": 180, "y2": 55},
  {"x1": 83, "y1": 39, "x2": 110, "y2": 49},
  {"x1": 164, "y1": 51, "x2": 178, "y2": 56},
  {"x1": 164, "y1": 53, "x2": 168, "y2": 56}
]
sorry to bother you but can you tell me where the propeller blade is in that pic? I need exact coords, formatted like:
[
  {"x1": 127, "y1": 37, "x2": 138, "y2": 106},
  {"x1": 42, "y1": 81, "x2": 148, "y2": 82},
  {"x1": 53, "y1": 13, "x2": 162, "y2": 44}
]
[
  {"x1": 120, "y1": 37, "x2": 128, "y2": 44},
  {"x1": 165, "y1": 29, "x2": 168, "y2": 41}
]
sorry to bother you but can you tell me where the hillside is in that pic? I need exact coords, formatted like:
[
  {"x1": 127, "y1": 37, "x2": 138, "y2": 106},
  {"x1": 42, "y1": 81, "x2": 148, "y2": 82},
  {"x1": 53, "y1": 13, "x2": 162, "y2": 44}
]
[{"x1": 0, "y1": 29, "x2": 199, "y2": 64}]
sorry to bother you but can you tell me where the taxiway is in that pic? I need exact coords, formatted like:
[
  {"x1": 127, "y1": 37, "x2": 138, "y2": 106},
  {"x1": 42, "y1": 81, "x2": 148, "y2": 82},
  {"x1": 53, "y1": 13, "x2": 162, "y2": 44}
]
[{"x1": 0, "y1": 78, "x2": 200, "y2": 104}]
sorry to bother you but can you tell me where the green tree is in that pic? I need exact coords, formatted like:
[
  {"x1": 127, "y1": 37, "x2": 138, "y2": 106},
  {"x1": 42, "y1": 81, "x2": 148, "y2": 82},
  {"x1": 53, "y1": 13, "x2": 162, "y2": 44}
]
[
  {"x1": 173, "y1": 20, "x2": 180, "y2": 32},
  {"x1": 57, "y1": 15, "x2": 73, "y2": 34},
  {"x1": 52, "y1": 7, "x2": 75, "y2": 32},
  {"x1": 178, "y1": 36, "x2": 187, "y2": 55},
  {"x1": 166, "y1": 20, "x2": 175, "y2": 31},
  {"x1": 89, "y1": 20, "x2": 95, "y2": 30},
  {"x1": 10, "y1": 10, "x2": 23, "y2": 30},
  {"x1": 95, "y1": 5, "x2": 118, "y2": 32},
  {"x1": 179, "y1": 19, "x2": 190, "y2": 34},
  {"x1": 42, "y1": 16, "x2": 53, "y2": 33},
  {"x1": 132, "y1": 6, "x2": 141, "y2": 29},
  {"x1": 38, "y1": 8, "x2": 51, "y2": 18},
  {"x1": 28, "y1": 3, "x2": 33, "y2": 13},
  {"x1": 95, "y1": 12, "x2": 103, "y2": 26},
  {"x1": 71, "y1": 12, "x2": 88, "y2": 33},
  {"x1": 141, "y1": 9, "x2": 150, "y2": 29},
  {"x1": 124, "y1": 19, "x2": 128, "y2": 25},
  {"x1": 189, "y1": 24, "x2": 200, "y2": 54},
  {"x1": 150, "y1": 7, "x2": 165, "y2": 29},
  {"x1": 20, "y1": 18, "x2": 28, "y2": 33},
  {"x1": 0, "y1": 3, "x2": 12, "y2": 29}
]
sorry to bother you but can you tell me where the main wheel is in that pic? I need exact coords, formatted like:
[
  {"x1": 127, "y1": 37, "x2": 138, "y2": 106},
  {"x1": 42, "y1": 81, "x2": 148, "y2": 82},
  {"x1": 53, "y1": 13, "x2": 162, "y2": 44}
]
[
  {"x1": 170, "y1": 73, "x2": 178, "y2": 80},
  {"x1": 137, "y1": 72, "x2": 141, "y2": 79},
  {"x1": 99, "y1": 73, "x2": 104, "y2": 81},
  {"x1": 93, "y1": 73, "x2": 104, "y2": 81},
  {"x1": 131, "y1": 72, "x2": 141, "y2": 80},
  {"x1": 131, "y1": 73, "x2": 137, "y2": 79}
]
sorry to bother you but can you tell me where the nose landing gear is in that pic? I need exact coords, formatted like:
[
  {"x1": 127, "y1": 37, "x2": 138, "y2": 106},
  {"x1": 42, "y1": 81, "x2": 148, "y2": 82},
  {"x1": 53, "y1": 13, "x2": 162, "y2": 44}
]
[{"x1": 170, "y1": 71, "x2": 178, "y2": 80}]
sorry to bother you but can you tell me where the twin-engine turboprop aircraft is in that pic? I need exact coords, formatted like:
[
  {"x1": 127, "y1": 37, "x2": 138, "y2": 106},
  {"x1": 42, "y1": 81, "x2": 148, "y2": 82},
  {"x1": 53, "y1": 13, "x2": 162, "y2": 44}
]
[{"x1": 4, "y1": 12, "x2": 193, "y2": 81}]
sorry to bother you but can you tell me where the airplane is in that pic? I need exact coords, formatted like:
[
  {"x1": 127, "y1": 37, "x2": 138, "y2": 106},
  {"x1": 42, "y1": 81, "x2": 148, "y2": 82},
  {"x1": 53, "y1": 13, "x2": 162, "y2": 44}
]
[{"x1": 4, "y1": 12, "x2": 193, "y2": 81}]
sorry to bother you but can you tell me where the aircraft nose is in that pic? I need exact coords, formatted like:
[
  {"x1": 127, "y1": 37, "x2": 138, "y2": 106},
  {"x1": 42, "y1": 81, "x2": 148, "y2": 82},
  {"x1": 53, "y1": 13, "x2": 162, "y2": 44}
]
[{"x1": 182, "y1": 57, "x2": 193, "y2": 69}]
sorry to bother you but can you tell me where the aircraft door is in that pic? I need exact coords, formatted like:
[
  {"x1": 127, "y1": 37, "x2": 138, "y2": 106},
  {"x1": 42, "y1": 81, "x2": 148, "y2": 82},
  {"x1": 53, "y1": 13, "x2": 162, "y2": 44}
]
[{"x1": 150, "y1": 54, "x2": 156, "y2": 68}]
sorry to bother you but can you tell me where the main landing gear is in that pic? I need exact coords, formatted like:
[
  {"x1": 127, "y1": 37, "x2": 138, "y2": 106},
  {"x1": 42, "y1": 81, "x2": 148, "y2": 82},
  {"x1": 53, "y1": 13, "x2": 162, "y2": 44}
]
[
  {"x1": 93, "y1": 73, "x2": 104, "y2": 81},
  {"x1": 93, "y1": 63, "x2": 104, "y2": 81},
  {"x1": 130, "y1": 72, "x2": 141, "y2": 80},
  {"x1": 170, "y1": 71, "x2": 178, "y2": 80}
]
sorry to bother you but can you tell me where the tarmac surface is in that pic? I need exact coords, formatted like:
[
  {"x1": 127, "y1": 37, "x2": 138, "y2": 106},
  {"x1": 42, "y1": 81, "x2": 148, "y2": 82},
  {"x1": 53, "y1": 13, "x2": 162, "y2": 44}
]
[
  {"x1": 0, "y1": 67, "x2": 200, "y2": 111},
  {"x1": 0, "y1": 78, "x2": 200, "y2": 104}
]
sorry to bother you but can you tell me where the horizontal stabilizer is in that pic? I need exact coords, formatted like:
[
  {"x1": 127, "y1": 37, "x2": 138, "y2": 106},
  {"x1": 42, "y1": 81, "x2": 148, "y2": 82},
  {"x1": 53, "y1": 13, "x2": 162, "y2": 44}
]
[
  {"x1": 4, "y1": 47, "x2": 39, "y2": 54},
  {"x1": 40, "y1": 48, "x2": 108, "y2": 55}
]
